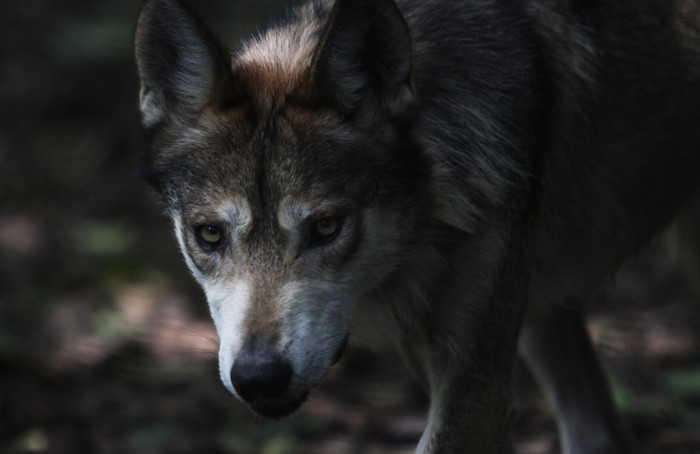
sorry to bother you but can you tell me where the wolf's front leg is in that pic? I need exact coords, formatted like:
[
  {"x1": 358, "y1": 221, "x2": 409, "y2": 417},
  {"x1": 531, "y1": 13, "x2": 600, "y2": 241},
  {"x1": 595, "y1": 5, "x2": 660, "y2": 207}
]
[
  {"x1": 415, "y1": 365, "x2": 516, "y2": 453},
  {"x1": 402, "y1": 237, "x2": 529, "y2": 453},
  {"x1": 374, "y1": 208, "x2": 534, "y2": 453}
]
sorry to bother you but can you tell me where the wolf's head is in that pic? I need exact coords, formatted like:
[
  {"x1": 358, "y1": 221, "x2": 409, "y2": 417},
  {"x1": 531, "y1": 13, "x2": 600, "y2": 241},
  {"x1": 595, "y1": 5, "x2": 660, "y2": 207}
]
[{"x1": 135, "y1": 0, "x2": 430, "y2": 418}]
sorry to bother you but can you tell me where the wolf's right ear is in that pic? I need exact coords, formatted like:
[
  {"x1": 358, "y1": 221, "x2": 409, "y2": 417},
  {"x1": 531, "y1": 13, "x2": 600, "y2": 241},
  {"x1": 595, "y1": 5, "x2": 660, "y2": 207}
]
[
  {"x1": 134, "y1": 0, "x2": 234, "y2": 128},
  {"x1": 309, "y1": 0, "x2": 414, "y2": 122}
]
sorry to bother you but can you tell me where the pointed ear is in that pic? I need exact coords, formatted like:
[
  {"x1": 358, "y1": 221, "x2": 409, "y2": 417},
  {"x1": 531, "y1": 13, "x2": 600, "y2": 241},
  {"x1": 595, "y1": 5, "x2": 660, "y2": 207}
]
[
  {"x1": 134, "y1": 0, "x2": 235, "y2": 128},
  {"x1": 311, "y1": 0, "x2": 414, "y2": 120}
]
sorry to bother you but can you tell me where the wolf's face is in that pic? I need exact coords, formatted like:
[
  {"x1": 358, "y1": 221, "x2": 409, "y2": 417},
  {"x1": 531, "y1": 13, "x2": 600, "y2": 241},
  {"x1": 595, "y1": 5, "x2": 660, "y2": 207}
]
[
  {"x1": 135, "y1": 0, "x2": 428, "y2": 418},
  {"x1": 165, "y1": 113, "x2": 422, "y2": 418}
]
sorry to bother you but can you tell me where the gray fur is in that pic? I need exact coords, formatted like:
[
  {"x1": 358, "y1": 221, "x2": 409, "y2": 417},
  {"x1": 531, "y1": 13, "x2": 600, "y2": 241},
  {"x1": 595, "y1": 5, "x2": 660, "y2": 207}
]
[{"x1": 135, "y1": 0, "x2": 700, "y2": 452}]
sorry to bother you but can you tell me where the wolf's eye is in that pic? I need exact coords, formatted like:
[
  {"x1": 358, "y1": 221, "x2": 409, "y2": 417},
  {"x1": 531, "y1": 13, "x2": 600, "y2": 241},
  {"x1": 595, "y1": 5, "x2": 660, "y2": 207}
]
[
  {"x1": 310, "y1": 216, "x2": 342, "y2": 246},
  {"x1": 316, "y1": 217, "x2": 339, "y2": 236},
  {"x1": 196, "y1": 224, "x2": 222, "y2": 251}
]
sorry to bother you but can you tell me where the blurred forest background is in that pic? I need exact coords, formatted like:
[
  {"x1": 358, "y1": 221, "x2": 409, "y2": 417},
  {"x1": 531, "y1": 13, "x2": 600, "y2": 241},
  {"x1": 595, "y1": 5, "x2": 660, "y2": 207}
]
[{"x1": 1, "y1": 0, "x2": 699, "y2": 453}]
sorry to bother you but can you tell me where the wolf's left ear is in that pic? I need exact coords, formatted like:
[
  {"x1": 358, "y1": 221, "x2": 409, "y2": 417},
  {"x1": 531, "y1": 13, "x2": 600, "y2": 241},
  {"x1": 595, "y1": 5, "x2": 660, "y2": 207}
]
[
  {"x1": 310, "y1": 0, "x2": 414, "y2": 121},
  {"x1": 134, "y1": 0, "x2": 234, "y2": 128}
]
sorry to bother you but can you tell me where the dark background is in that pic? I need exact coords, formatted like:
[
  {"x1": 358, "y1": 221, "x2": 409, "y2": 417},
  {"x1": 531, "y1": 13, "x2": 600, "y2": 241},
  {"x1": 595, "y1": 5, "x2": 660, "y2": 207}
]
[{"x1": 1, "y1": 0, "x2": 699, "y2": 452}]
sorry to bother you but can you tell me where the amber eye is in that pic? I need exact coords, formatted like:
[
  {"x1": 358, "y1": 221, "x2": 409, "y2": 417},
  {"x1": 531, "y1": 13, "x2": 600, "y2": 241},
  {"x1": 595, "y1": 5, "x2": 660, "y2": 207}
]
[
  {"x1": 309, "y1": 217, "x2": 342, "y2": 248},
  {"x1": 315, "y1": 217, "x2": 339, "y2": 237},
  {"x1": 196, "y1": 224, "x2": 222, "y2": 250}
]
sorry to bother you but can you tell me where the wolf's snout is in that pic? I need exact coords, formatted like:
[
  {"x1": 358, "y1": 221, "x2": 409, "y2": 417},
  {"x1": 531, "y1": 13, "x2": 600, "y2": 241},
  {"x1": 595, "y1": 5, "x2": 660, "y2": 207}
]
[{"x1": 230, "y1": 348, "x2": 292, "y2": 403}]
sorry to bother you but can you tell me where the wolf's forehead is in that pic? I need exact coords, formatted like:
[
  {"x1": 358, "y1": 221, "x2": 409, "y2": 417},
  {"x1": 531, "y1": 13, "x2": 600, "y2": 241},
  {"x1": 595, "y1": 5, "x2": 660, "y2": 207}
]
[
  {"x1": 180, "y1": 132, "x2": 372, "y2": 220},
  {"x1": 182, "y1": 146, "x2": 339, "y2": 218}
]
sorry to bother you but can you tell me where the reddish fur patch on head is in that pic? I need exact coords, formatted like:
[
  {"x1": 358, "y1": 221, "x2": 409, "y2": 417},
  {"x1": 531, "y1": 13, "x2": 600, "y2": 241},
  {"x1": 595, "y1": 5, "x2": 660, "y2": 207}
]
[{"x1": 233, "y1": 13, "x2": 323, "y2": 114}]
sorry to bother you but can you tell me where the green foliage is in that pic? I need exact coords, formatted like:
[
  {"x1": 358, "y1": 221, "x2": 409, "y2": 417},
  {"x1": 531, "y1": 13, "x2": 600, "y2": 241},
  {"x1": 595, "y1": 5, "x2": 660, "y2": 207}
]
[
  {"x1": 666, "y1": 368, "x2": 700, "y2": 398},
  {"x1": 57, "y1": 19, "x2": 134, "y2": 61},
  {"x1": 72, "y1": 223, "x2": 135, "y2": 258}
]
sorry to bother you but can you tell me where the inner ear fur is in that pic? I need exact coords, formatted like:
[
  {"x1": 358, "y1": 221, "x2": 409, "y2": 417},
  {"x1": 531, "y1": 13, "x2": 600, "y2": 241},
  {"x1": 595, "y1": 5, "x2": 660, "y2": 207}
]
[{"x1": 134, "y1": 0, "x2": 236, "y2": 127}]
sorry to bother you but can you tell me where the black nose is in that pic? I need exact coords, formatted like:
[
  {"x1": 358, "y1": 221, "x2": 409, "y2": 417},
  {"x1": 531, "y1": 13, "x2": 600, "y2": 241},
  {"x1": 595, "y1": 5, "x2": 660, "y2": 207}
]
[{"x1": 230, "y1": 348, "x2": 293, "y2": 403}]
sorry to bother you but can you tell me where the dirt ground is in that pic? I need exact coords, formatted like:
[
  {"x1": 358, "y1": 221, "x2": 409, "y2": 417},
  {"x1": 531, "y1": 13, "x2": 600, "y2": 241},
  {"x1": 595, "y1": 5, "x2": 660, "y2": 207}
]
[{"x1": 1, "y1": 1, "x2": 699, "y2": 453}]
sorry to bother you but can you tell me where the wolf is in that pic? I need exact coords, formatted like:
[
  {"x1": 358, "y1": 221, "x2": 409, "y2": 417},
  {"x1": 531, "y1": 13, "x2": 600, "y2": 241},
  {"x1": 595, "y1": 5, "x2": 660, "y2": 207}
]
[{"x1": 134, "y1": 0, "x2": 700, "y2": 452}]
